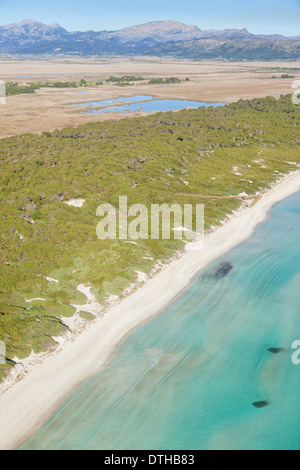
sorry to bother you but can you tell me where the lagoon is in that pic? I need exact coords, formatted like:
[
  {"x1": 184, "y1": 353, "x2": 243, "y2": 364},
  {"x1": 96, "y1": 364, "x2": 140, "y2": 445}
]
[{"x1": 71, "y1": 95, "x2": 225, "y2": 114}]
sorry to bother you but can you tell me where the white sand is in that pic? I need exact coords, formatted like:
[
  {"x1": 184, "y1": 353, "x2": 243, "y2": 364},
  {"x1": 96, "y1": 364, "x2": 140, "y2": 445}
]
[
  {"x1": 63, "y1": 199, "x2": 86, "y2": 208},
  {"x1": 0, "y1": 171, "x2": 300, "y2": 450},
  {"x1": 43, "y1": 276, "x2": 59, "y2": 283}
]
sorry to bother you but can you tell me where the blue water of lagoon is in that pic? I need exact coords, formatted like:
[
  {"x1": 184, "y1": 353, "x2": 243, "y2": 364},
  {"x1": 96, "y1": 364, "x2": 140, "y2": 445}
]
[
  {"x1": 71, "y1": 95, "x2": 225, "y2": 114},
  {"x1": 20, "y1": 191, "x2": 300, "y2": 450}
]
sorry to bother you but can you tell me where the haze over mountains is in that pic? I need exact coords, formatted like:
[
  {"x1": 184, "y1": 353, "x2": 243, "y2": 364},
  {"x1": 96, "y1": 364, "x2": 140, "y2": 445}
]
[{"x1": 0, "y1": 19, "x2": 299, "y2": 60}]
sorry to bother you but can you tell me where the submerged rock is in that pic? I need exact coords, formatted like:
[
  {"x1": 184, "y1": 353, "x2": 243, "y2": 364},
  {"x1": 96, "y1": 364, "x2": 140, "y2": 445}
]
[
  {"x1": 268, "y1": 348, "x2": 284, "y2": 354},
  {"x1": 253, "y1": 401, "x2": 269, "y2": 409},
  {"x1": 212, "y1": 262, "x2": 234, "y2": 279}
]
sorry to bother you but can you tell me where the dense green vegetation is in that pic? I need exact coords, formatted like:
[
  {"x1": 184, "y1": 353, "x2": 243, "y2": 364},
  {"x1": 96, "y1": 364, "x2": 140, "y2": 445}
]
[
  {"x1": 106, "y1": 76, "x2": 186, "y2": 86},
  {"x1": 148, "y1": 77, "x2": 181, "y2": 85},
  {"x1": 263, "y1": 67, "x2": 300, "y2": 71},
  {"x1": 6, "y1": 80, "x2": 104, "y2": 96},
  {"x1": 0, "y1": 94, "x2": 299, "y2": 379},
  {"x1": 105, "y1": 76, "x2": 139, "y2": 87},
  {"x1": 5, "y1": 76, "x2": 183, "y2": 96},
  {"x1": 106, "y1": 76, "x2": 145, "y2": 83},
  {"x1": 6, "y1": 81, "x2": 41, "y2": 96}
]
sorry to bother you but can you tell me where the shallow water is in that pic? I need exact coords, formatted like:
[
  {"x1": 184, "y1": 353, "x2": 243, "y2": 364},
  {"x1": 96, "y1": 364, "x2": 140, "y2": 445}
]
[
  {"x1": 21, "y1": 191, "x2": 300, "y2": 450},
  {"x1": 71, "y1": 95, "x2": 225, "y2": 114},
  {"x1": 72, "y1": 95, "x2": 153, "y2": 108}
]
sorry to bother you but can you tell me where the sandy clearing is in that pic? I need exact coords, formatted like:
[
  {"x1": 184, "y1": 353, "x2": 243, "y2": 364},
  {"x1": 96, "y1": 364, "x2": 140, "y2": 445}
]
[{"x1": 63, "y1": 198, "x2": 86, "y2": 208}]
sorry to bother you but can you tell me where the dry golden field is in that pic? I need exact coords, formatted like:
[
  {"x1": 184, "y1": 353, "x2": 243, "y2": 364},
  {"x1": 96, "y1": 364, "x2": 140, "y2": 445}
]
[{"x1": 0, "y1": 57, "x2": 299, "y2": 137}]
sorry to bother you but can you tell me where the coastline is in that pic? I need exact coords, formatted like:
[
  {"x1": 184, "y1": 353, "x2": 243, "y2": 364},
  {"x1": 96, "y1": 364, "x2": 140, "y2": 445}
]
[{"x1": 0, "y1": 171, "x2": 300, "y2": 450}]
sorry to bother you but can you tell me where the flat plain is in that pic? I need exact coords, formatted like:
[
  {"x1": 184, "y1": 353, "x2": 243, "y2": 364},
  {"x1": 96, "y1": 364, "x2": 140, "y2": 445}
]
[{"x1": 0, "y1": 57, "x2": 299, "y2": 138}]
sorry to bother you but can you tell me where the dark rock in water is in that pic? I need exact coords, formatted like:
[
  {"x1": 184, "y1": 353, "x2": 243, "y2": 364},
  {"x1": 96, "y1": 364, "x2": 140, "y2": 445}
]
[
  {"x1": 213, "y1": 262, "x2": 234, "y2": 279},
  {"x1": 253, "y1": 401, "x2": 269, "y2": 408},
  {"x1": 204, "y1": 262, "x2": 234, "y2": 280},
  {"x1": 268, "y1": 348, "x2": 284, "y2": 354}
]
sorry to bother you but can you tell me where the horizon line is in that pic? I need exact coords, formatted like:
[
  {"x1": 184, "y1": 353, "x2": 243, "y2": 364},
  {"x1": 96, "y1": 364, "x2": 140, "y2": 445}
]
[{"x1": 0, "y1": 18, "x2": 298, "y2": 38}]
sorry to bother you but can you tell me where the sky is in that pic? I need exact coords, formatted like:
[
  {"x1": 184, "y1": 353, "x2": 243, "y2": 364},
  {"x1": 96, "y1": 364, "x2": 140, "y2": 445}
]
[{"x1": 0, "y1": 0, "x2": 299, "y2": 36}]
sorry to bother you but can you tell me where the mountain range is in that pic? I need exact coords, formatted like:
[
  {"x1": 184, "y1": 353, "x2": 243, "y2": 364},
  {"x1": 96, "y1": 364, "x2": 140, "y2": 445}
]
[{"x1": 0, "y1": 19, "x2": 299, "y2": 60}]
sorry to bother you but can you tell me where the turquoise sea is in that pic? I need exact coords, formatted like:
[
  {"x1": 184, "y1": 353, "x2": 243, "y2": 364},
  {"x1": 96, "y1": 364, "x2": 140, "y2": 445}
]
[{"x1": 21, "y1": 191, "x2": 300, "y2": 450}]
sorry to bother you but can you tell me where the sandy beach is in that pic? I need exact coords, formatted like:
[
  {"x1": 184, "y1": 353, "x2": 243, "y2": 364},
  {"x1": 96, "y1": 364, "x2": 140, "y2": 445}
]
[{"x1": 0, "y1": 170, "x2": 300, "y2": 450}]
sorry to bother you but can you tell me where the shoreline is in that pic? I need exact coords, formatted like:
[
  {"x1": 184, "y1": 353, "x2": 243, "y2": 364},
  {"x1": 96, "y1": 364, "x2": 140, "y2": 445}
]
[{"x1": 0, "y1": 171, "x2": 300, "y2": 450}]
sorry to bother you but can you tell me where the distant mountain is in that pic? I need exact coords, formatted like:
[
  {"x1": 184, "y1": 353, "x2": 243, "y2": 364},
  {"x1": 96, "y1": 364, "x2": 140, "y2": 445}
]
[
  {"x1": 0, "y1": 19, "x2": 68, "y2": 44},
  {"x1": 0, "y1": 19, "x2": 204, "y2": 54},
  {"x1": 0, "y1": 19, "x2": 299, "y2": 60},
  {"x1": 107, "y1": 20, "x2": 204, "y2": 44},
  {"x1": 147, "y1": 38, "x2": 300, "y2": 61}
]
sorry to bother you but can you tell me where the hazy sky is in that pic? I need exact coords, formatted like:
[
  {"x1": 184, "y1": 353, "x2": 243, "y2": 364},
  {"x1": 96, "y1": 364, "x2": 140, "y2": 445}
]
[{"x1": 0, "y1": 0, "x2": 299, "y2": 36}]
